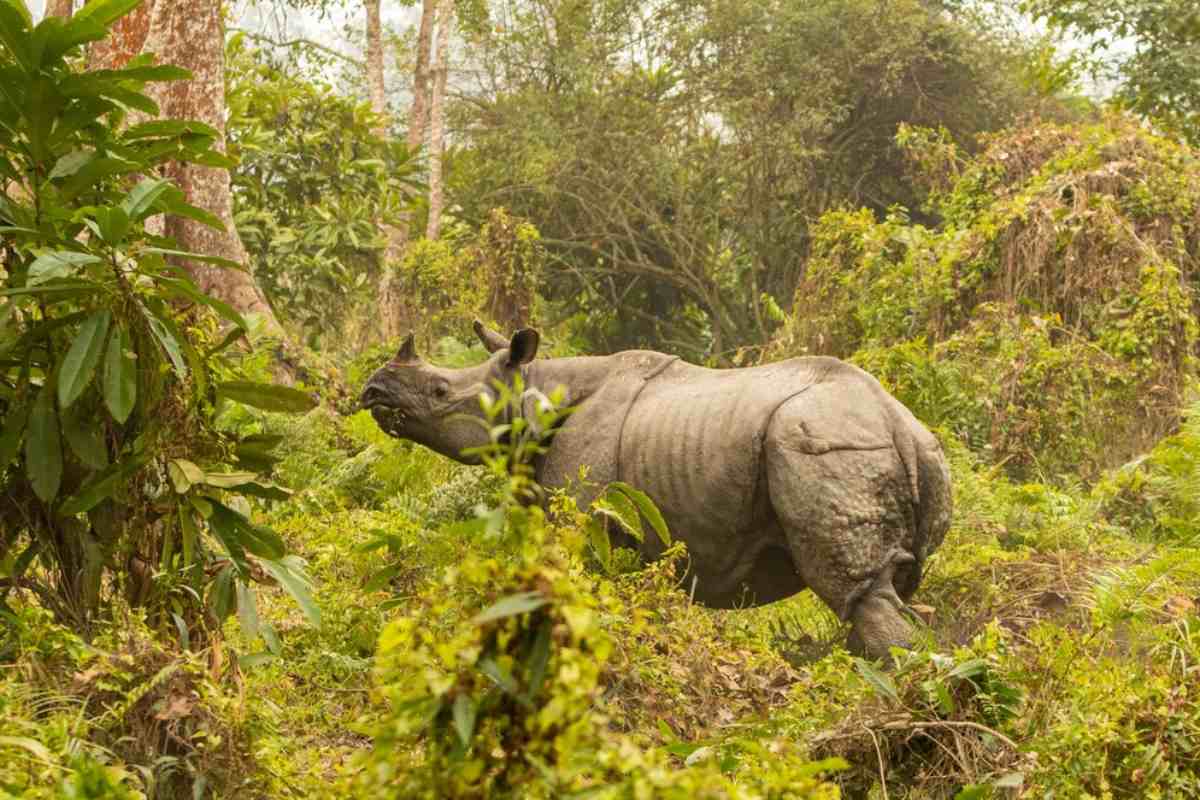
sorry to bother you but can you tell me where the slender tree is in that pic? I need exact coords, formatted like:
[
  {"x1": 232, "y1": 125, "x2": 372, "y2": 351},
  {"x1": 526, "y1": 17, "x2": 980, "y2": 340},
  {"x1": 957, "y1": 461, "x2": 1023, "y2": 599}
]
[
  {"x1": 407, "y1": 0, "x2": 436, "y2": 158},
  {"x1": 378, "y1": 0, "x2": 438, "y2": 340},
  {"x1": 366, "y1": 0, "x2": 408, "y2": 341},
  {"x1": 425, "y1": 0, "x2": 452, "y2": 239}
]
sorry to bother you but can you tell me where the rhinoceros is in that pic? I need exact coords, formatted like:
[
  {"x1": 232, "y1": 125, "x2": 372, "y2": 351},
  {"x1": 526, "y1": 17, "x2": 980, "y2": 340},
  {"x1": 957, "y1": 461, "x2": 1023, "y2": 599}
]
[{"x1": 360, "y1": 321, "x2": 952, "y2": 659}]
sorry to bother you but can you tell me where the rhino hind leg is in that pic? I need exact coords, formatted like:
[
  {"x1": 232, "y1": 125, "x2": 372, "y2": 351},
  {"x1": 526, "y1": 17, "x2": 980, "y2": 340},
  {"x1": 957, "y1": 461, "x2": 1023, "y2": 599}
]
[
  {"x1": 764, "y1": 400, "x2": 921, "y2": 662},
  {"x1": 844, "y1": 556, "x2": 915, "y2": 661}
]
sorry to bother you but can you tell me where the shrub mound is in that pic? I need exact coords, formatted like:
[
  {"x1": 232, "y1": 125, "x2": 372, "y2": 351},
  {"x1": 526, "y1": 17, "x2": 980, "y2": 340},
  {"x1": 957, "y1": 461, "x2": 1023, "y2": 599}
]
[{"x1": 772, "y1": 118, "x2": 1200, "y2": 479}]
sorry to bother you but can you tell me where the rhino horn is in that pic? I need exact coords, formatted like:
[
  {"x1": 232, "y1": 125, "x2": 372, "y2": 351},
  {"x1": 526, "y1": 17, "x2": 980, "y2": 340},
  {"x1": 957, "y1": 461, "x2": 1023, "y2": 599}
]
[
  {"x1": 473, "y1": 319, "x2": 510, "y2": 353},
  {"x1": 393, "y1": 333, "x2": 418, "y2": 364}
]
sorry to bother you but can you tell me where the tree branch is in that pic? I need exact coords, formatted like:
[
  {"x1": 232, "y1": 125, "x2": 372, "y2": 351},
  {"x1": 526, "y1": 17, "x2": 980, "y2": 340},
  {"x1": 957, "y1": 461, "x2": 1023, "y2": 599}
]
[{"x1": 230, "y1": 28, "x2": 364, "y2": 69}]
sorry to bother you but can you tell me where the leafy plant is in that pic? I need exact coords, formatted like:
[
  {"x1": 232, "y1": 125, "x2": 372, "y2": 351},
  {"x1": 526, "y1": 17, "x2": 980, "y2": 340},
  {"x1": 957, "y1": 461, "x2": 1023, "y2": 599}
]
[
  {"x1": 353, "y1": 392, "x2": 842, "y2": 799},
  {"x1": 0, "y1": 1, "x2": 316, "y2": 647},
  {"x1": 226, "y1": 34, "x2": 421, "y2": 351}
]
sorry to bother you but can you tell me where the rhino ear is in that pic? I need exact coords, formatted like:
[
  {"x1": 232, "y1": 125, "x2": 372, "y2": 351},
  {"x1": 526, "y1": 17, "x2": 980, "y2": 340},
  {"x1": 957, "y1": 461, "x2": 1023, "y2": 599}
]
[
  {"x1": 473, "y1": 319, "x2": 509, "y2": 353},
  {"x1": 507, "y1": 328, "x2": 540, "y2": 367},
  {"x1": 393, "y1": 333, "x2": 418, "y2": 364}
]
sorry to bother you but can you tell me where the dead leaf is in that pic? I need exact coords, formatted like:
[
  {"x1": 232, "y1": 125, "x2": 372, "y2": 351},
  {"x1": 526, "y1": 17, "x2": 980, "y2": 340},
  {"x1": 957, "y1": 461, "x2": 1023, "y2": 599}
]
[{"x1": 154, "y1": 694, "x2": 194, "y2": 721}]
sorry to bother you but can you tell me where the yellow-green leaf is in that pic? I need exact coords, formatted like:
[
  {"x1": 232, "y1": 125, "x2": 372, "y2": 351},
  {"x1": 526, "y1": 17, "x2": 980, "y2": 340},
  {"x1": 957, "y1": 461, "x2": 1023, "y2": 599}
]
[
  {"x1": 58, "y1": 309, "x2": 110, "y2": 409},
  {"x1": 25, "y1": 383, "x2": 62, "y2": 503},
  {"x1": 102, "y1": 325, "x2": 136, "y2": 423}
]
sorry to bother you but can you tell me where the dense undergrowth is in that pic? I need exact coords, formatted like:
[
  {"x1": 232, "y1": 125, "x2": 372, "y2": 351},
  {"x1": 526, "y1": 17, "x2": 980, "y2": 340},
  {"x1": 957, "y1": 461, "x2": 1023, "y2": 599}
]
[{"x1": 3, "y1": 372, "x2": 1198, "y2": 797}]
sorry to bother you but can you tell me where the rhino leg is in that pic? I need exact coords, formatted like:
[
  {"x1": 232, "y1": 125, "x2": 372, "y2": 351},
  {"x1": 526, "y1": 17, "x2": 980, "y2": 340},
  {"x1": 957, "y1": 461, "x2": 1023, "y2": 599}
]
[
  {"x1": 765, "y1": 397, "x2": 920, "y2": 662},
  {"x1": 844, "y1": 555, "x2": 915, "y2": 662}
]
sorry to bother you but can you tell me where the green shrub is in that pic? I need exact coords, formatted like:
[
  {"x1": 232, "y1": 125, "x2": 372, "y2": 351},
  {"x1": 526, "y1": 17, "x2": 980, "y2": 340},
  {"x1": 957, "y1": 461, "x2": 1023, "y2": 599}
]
[
  {"x1": 0, "y1": 1, "x2": 316, "y2": 650},
  {"x1": 1094, "y1": 400, "x2": 1200, "y2": 544},
  {"x1": 773, "y1": 119, "x2": 1200, "y2": 479}
]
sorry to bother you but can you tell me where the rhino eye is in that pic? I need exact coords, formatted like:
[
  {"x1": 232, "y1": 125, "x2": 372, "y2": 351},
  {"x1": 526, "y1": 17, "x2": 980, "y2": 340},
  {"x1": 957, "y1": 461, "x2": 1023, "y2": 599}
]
[{"x1": 433, "y1": 383, "x2": 448, "y2": 398}]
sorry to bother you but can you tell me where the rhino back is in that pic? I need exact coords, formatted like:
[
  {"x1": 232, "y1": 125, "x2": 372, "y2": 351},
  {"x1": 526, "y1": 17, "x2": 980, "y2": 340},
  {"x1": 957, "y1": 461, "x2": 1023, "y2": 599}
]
[
  {"x1": 617, "y1": 358, "x2": 851, "y2": 562},
  {"x1": 535, "y1": 350, "x2": 678, "y2": 506}
]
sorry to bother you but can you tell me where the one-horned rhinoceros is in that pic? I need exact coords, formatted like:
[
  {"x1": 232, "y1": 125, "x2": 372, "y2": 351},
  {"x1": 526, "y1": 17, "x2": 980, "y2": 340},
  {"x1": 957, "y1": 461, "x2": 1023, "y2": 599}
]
[{"x1": 360, "y1": 321, "x2": 952, "y2": 660}]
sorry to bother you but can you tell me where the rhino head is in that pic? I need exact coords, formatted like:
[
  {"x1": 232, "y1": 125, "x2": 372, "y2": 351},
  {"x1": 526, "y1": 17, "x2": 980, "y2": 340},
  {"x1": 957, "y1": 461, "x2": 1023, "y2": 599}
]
[{"x1": 359, "y1": 321, "x2": 541, "y2": 463}]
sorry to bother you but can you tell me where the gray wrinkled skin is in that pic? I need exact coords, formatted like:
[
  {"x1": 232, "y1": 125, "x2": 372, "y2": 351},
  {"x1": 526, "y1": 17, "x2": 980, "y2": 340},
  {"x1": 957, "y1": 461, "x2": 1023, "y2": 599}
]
[{"x1": 361, "y1": 322, "x2": 952, "y2": 661}]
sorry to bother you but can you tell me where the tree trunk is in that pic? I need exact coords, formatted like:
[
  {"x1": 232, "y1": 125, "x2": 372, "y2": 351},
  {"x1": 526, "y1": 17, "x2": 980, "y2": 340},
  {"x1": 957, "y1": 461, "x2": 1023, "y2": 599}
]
[
  {"x1": 140, "y1": 0, "x2": 281, "y2": 331},
  {"x1": 87, "y1": 0, "x2": 153, "y2": 69},
  {"x1": 45, "y1": 0, "x2": 74, "y2": 18},
  {"x1": 406, "y1": 0, "x2": 436, "y2": 156},
  {"x1": 378, "y1": 0, "x2": 437, "y2": 341},
  {"x1": 366, "y1": 0, "x2": 407, "y2": 343},
  {"x1": 425, "y1": 0, "x2": 452, "y2": 240},
  {"x1": 365, "y1": 0, "x2": 388, "y2": 137}
]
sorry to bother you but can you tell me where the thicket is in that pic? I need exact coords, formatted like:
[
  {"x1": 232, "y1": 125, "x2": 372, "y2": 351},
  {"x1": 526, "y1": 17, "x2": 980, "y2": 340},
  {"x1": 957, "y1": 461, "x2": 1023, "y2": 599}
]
[
  {"x1": 773, "y1": 119, "x2": 1200, "y2": 480},
  {"x1": 0, "y1": 6, "x2": 320, "y2": 794}
]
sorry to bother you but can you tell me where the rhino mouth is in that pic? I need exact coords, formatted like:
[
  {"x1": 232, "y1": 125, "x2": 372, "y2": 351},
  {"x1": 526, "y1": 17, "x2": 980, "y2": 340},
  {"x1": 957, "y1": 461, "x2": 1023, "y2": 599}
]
[{"x1": 369, "y1": 404, "x2": 410, "y2": 436}]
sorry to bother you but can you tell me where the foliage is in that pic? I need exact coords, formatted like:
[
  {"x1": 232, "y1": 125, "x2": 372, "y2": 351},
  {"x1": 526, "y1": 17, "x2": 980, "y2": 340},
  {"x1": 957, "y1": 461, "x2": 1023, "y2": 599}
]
[
  {"x1": 1094, "y1": 400, "x2": 1200, "y2": 545},
  {"x1": 352, "y1": 391, "x2": 843, "y2": 798},
  {"x1": 0, "y1": 605, "x2": 256, "y2": 798},
  {"x1": 226, "y1": 34, "x2": 421, "y2": 350},
  {"x1": 0, "y1": 3, "x2": 315, "y2": 650},
  {"x1": 774, "y1": 118, "x2": 1200, "y2": 479},
  {"x1": 1023, "y1": 0, "x2": 1200, "y2": 146},
  {"x1": 451, "y1": 0, "x2": 1076, "y2": 357},
  {"x1": 380, "y1": 208, "x2": 546, "y2": 350}
]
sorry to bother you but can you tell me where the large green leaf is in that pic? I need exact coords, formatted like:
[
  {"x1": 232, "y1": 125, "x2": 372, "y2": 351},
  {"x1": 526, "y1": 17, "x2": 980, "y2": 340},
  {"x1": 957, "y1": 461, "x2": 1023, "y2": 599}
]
[
  {"x1": 157, "y1": 276, "x2": 247, "y2": 331},
  {"x1": 216, "y1": 381, "x2": 317, "y2": 413},
  {"x1": 854, "y1": 658, "x2": 901, "y2": 704},
  {"x1": 39, "y1": 16, "x2": 106, "y2": 63},
  {"x1": 143, "y1": 246, "x2": 243, "y2": 272},
  {"x1": 58, "y1": 454, "x2": 148, "y2": 516},
  {"x1": 595, "y1": 486, "x2": 643, "y2": 543},
  {"x1": 233, "y1": 433, "x2": 284, "y2": 471},
  {"x1": 473, "y1": 591, "x2": 549, "y2": 624},
  {"x1": 236, "y1": 580, "x2": 260, "y2": 640},
  {"x1": 143, "y1": 307, "x2": 186, "y2": 379},
  {"x1": 452, "y1": 694, "x2": 477, "y2": 748},
  {"x1": 102, "y1": 325, "x2": 136, "y2": 423},
  {"x1": 25, "y1": 382, "x2": 62, "y2": 503},
  {"x1": 208, "y1": 564, "x2": 236, "y2": 623},
  {"x1": 87, "y1": 64, "x2": 190, "y2": 83},
  {"x1": 120, "y1": 176, "x2": 170, "y2": 220},
  {"x1": 57, "y1": 309, "x2": 110, "y2": 409},
  {"x1": 161, "y1": 191, "x2": 225, "y2": 231},
  {"x1": 260, "y1": 556, "x2": 320, "y2": 627},
  {"x1": 27, "y1": 250, "x2": 101, "y2": 285},
  {"x1": 92, "y1": 205, "x2": 129, "y2": 244},
  {"x1": 48, "y1": 148, "x2": 93, "y2": 179},
  {"x1": 220, "y1": 480, "x2": 292, "y2": 502},
  {"x1": 608, "y1": 482, "x2": 671, "y2": 547},
  {"x1": 587, "y1": 518, "x2": 612, "y2": 573},
  {"x1": 179, "y1": 505, "x2": 198, "y2": 567},
  {"x1": 123, "y1": 119, "x2": 218, "y2": 140},
  {"x1": 167, "y1": 458, "x2": 204, "y2": 493},
  {"x1": 62, "y1": 405, "x2": 109, "y2": 470},
  {"x1": 0, "y1": 3, "x2": 33, "y2": 71},
  {"x1": 209, "y1": 501, "x2": 286, "y2": 562}
]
